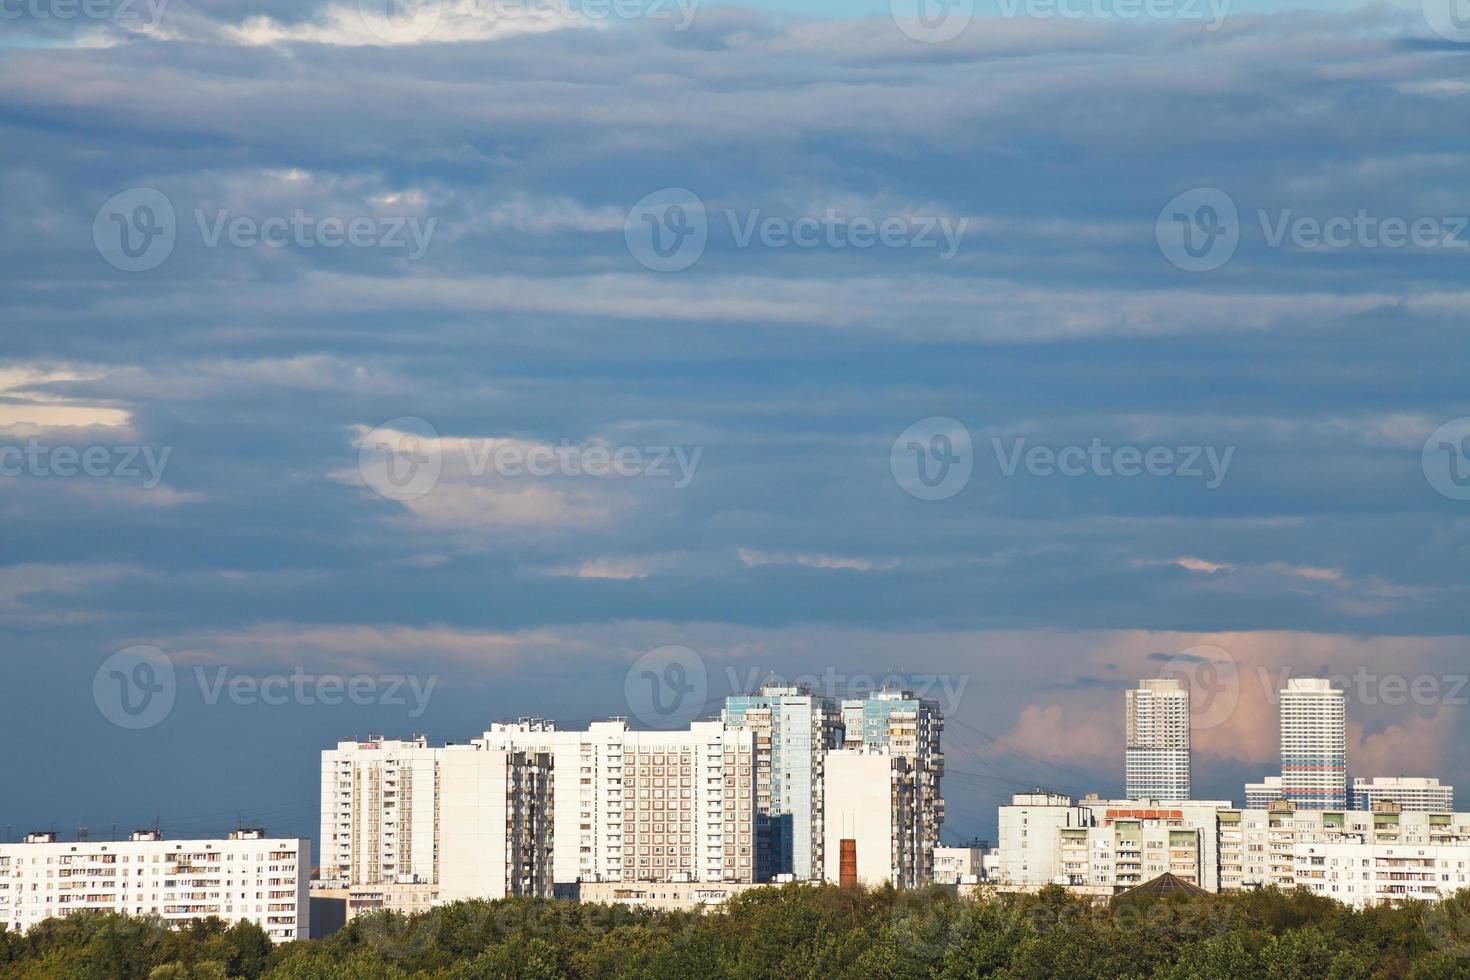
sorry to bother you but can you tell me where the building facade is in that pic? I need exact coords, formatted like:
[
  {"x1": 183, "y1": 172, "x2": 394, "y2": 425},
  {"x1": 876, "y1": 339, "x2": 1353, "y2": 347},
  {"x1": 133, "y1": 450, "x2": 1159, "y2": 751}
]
[
  {"x1": 722, "y1": 685, "x2": 842, "y2": 881},
  {"x1": 474, "y1": 718, "x2": 758, "y2": 886},
  {"x1": 0, "y1": 830, "x2": 309, "y2": 943},
  {"x1": 840, "y1": 689, "x2": 945, "y2": 880},
  {"x1": 1218, "y1": 802, "x2": 1470, "y2": 905},
  {"x1": 995, "y1": 794, "x2": 1231, "y2": 893},
  {"x1": 319, "y1": 735, "x2": 440, "y2": 889},
  {"x1": 1278, "y1": 678, "x2": 1348, "y2": 810},
  {"x1": 438, "y1": 748, "x2": 554, "y2": 901},
  {"x1": 932, "y1": 844, "x2": 986, "y2": 885},
  {"x1": 822, "y1": 749, "x2": 924, "y2": 888},
  {"x1": 1125, "y1": 678, "x2": 1191, "y2": 800},
  {"x1": 1352, "y1": 777, "x2": 1454, "y2": 813}
]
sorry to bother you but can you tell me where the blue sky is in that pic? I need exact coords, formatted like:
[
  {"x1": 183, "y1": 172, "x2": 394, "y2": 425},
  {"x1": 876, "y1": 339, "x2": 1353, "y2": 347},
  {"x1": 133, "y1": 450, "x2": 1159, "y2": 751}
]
[{"x1": 1, "y1": 0, "x2": 1469, "y2": 848}]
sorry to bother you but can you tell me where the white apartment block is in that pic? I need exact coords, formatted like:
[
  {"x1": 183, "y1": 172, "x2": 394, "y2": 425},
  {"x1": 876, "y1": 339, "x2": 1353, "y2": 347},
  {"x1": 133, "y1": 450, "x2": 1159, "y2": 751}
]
[
  {"x1": 994, "y1": 792, "x2": 1093, "y2": 887},
  {"x1": 319, "y1": 736, "x2": 440, "y2": 888},
  {"x1": 1353, "y1": 777, "x2": 1454, "y2": 813},
  {"x1": 932, "y1": 844, "x2": 986, "y2": 885},
  {"x1": 0, "y1": 830, "x2": 308, "y2": 943},
  {"x1": 996, "y1": 794, "x2": 1233, "y2": 892},
  {"x1": 822, "y1": 749, "x2": 925, "y2": 888},
  {"x1": 474, "y1": 718, "x2": 757, "y2": 886},
  {"x1": 1278, "y1": 678, "x2": 1347, "y2": 810},
  {"x1": 438, "y1": 748, "x2": 554, "y2": 901},
  {"x1": 1125, "y1": 678, "x2": 1191, "y2": 800},
  {"x1": 1218, "y1": 803, "x2": 1470, "y2": 906}
]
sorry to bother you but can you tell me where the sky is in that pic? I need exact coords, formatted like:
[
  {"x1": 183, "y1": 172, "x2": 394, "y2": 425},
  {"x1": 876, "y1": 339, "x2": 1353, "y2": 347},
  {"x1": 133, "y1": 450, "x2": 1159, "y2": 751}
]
[{"x1": 1, "y1": 0, "x2": 1469, "y2": 850}]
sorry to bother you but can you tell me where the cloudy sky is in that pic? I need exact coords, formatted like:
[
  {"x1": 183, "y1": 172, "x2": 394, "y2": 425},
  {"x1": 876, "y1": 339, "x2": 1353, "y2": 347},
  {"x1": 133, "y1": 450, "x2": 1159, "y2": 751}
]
[{"x1": 2, "y1": 0, "x2": 1469, "y2": 846}]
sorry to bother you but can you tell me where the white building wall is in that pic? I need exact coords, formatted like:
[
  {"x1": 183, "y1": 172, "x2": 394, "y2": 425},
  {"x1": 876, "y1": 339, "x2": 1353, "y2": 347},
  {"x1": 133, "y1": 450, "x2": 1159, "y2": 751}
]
[
  {"x1": 0, "y1": 832, "x2": 308, "y2": 943},
  {"x1": 823, "y1": 751, "x2": 904, "y2": 887}
]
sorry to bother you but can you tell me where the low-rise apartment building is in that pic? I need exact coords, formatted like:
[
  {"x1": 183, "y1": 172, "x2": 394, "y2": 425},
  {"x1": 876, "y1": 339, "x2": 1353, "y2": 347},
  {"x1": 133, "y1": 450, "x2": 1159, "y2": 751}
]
[{"x1": 0, "y1": 829, "x2": 309, "y2": 942}]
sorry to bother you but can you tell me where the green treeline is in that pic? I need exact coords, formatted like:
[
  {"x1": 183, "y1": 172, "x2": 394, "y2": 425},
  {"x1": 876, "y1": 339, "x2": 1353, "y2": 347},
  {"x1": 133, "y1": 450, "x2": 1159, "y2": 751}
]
[{"x1": 5, "y1": 883, "x2": 1470, "y2": 979}]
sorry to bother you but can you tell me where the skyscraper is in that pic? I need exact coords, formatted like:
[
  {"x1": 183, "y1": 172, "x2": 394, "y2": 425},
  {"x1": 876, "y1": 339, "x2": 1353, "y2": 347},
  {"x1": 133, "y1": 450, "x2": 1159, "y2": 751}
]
[
  {"x1": 1278, "y1": 678, "x2": 1347, "y2": 809},
  {"x1": 722, "y1": 685, "x2": 843, "y2": 881},
  {"x1": 1125, "y1": 678, "x2": 1191, "y2": 800}
]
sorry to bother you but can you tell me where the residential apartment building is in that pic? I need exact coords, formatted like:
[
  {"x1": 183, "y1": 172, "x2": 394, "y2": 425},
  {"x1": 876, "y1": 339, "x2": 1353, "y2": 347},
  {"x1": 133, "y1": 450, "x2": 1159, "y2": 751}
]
[
  {"x1": 822, "y1": 748, "x2": 925, "y2": 888},
  {"x1": 1125, "y1": 678, "x2": 1191, "y2": 800},
  {"x1": 438, "y1": 747, "x2": 554, "y2": 901},
  {"x1": 1352, "y1": 777, "x2": 1454, "y2": 813},
  {"x1": 932, "y1": 843, "x2": 986, "y2": 885},
  {"x1": 722, "y1": 685, "x2": 842, "y2": 880},
  {"x1": 319, "y1": 735, "x2": 440, "y2": 889},
  {"x1": 996, "y1": 794, "x2": 1233, "y2": 892},
  {"x1": 1217, "y1": 802, "x2": 1470, "y2": 906},
  {"x1": 840, "y1": 689, "x2": 945, "y2": 880},
  {"x1": 474, "y1": 718, "x2": 758, "y2": 886},
  {"x1": 1279, "y1": 678, "x2": 1348, "y2": 809},
  {"x1": 0, "y1": 830, "x2": 309, "y2": 943}
]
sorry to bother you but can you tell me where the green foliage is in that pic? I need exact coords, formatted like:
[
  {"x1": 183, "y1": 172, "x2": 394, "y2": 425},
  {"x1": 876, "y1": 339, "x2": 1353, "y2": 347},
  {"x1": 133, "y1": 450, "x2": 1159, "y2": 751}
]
[{"x1": 1, "y1": 885, "x2": 1467, "y2": 979}]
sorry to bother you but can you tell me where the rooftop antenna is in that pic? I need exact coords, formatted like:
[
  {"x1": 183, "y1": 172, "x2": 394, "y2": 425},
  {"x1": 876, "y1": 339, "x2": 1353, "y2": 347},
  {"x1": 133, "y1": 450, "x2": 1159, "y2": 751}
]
[{"x1": 77, "y1": 824, "x2": 89, "y2": 842}]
